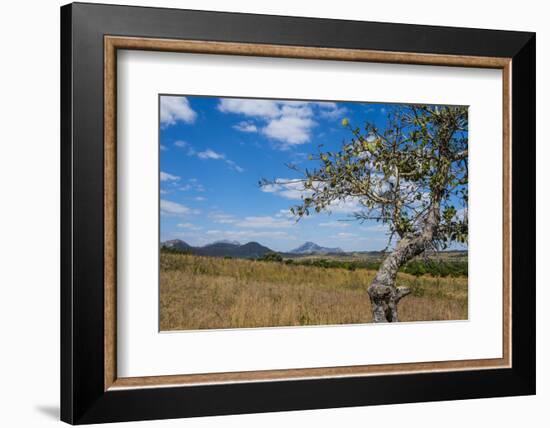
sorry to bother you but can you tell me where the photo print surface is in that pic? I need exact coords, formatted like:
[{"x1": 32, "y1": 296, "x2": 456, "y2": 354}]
[{"x1": 159, "y1": 95, "x2": 468, "y2": 331}]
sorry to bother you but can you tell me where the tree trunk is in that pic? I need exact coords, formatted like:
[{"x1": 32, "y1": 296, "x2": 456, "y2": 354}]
[{"x1": 367, "y1": 206, "x2": 440, "y2": 322}]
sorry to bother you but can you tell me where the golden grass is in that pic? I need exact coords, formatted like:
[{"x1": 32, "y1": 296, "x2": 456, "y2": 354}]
[{"x1": 160, "y1": 253, "x2": 468, "y2": 331}]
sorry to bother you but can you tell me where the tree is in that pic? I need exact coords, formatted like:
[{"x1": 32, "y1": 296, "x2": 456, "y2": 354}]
[
  {"x1": 261, "y1": 104, "x2": 468, "y2": 322},
  {"x1": 259, "y1": 252, "x2": 284, "y2": 263}
]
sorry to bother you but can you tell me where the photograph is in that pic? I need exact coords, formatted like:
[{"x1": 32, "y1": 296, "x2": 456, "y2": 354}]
[
  {"x1": 159, "y1": 95, "x2": 469, "y2": 330},
  {"x1": 48, "y1": 1, "x2": 538, "y2": 424}
]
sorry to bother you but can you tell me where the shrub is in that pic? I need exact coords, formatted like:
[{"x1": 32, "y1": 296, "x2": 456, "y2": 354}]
[
  {"x1": 258, "y1": 252, "x2": 283, "y2": 263},
  {"x1": 160, "y1": 246, "x2": 192, "y2": 255}
]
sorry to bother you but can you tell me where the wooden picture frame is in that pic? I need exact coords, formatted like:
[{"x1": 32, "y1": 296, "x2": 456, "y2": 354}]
[{"x1": 61, "y1": 2, "x2": 535, "y2": 424}]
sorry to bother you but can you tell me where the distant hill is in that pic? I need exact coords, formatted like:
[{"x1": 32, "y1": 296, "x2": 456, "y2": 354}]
[
  {"x1": 212, "y1": 239, "x2": 241, "y2": 246},
  {"x1": 230, "y1": 242, "x2": 273, "y2": 258},
  {"x1": 161, "y1": 240, "x2": 273, "y2": 259},
  {"x1": 289, "y1": 241, "x2": 344, "y2": 255},
  {"x1": 162, "y1": 239, "x2": 192, "y2": 251},
  {"x1": 196, "y1": 242, "x2": 242, "y2": 257}
]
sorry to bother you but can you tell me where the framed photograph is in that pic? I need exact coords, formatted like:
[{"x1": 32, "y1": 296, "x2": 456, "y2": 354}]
[{"x1": 61, "y1": 2, "x2": 535, "y2": 424}]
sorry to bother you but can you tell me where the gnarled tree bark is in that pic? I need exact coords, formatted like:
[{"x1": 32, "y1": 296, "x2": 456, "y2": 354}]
[{"x1": 367, "y1": 203, "x2": 440, "y2": 322}]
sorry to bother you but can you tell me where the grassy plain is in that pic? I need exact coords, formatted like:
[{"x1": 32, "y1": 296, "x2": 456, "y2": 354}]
[{"x1": 160, "y1": 253, "x2": 468, "y2": 331}]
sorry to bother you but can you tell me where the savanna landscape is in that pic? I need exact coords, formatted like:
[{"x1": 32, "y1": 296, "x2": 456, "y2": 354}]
[
  {"x1": 159, "y1": 96, "x2": 468, "y2": 329},
  {"x1": 159, "y1": 245, "x2": 468, "y2": 330}
]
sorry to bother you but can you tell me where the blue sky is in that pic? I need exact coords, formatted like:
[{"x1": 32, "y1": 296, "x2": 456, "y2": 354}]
[{"x1": 159, "y1": 95, "x2": 465, "y2": 252}]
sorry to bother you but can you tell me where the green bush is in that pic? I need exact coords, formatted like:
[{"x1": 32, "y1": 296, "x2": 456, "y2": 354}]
[
  {"x1": 401, "y1": 259, "x2": 467, "y2": 277},
  {"x1": 258, "y1": 252, "x2": 284, "y2": 263},
  {"x1": 160, "y1": 246, "x2": 192, "y2": 255},
  {"x1": 289, "y1": 256, "x2": 466, "y2": 277}
]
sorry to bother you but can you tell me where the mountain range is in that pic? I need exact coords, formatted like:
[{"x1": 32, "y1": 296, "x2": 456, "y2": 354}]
[
  {"x1": 162, "y1": 239, "x2": 344, "y2": 258},
  {"x1": 162, "y1": 239, "x2": 272, "y2": 258},
  {"x1": 289, "y1": 241, "x2": 343, "y2": 254}
]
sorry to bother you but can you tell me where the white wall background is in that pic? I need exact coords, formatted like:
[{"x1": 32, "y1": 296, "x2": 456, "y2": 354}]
[{"x1": 0, "y1": 1, "x2": 546, "y2": 427}]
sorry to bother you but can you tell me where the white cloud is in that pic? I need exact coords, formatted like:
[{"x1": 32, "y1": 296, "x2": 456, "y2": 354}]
[
  {"x1": 260, "y1": 178, "x2": 312, "y2": 200},
  {"x1": 326, "y1": 198, "x2": 364, "y2": 214},
  {"x1": 275, "y1": 209, "x2": 295, "y2": 219},
  {"x1": 318, "y1": 103, "x2": 348, "y2": 120},
  {"x1": 160, "y1": 199, "x2": 197, "y2": 216},
  {"x1": 174, "y1": 140, "x2": 196, "y2": 156},
  {"x1": 319, "y1": 220, "x2": 350, "y2": 228},
  {"x1": 331, "y1": 232, "x2": 357, "y2": 239},
  {"x1": 209, "y1": 212, "x2": 237, "y2": 224},
  {"x1": 160, "y1": 96, "x2": 196, "y2": 126},
  {"x1": 235, "y1": 216, "x2": 293, "y2": 229},
  {"x1": 177, "y1": 222, "x2": 202, "y2": 231},
  {"x1": 173, "y1": 179, "x2": 206, "y2": 193},
  {"x1": 218, "y1": 98, "x2": 280, "y2": 118},
  {"x1": 315, "y1": 101, "x2": 337, "y2": 109},
  {"x1": 360, "y1": 224, "x2": 388, "y2": 233},
  {"x1": 205, "y1": 229, "x2": 291, "y2": 240},
  {"x1": 208, "y1": 211, "x2": 296, "y2": 230},
  {"x1": 160, "y1": 144, "x2": 168, "y2": 151},
  {"x1": 197, "y1": 149, "x2": 225, "y2": 160},
  {"x1": 225, "y1": 160, "x2": 244, "y2": 173},
  {"x1": 279, "y1": 103, "x2": 313, "y2": 118},
  {"x1": 233, "y1": 121, "x2": 258, "y2": 133},
  {"x1": 262, "y1": 116, "x2": 315, "y2": 146},
  {"x1": 218, "y1": 98, "x2": 350, "y2": 148},
  {"x1": 196, "y1": 149, "x2": 244, "y2": 172},
  {"x1": 174, "y1": 140, "x2": 188, "y2": 148},
  {"x1": 262, "y1": 179, "x2": 365, "y2": 215},
  {"x1": 194, "y1": 196, "x2": 207, "y2": 201},
  {"x1": 160, "y1": 171, "x2": 180, "y2": 182}
]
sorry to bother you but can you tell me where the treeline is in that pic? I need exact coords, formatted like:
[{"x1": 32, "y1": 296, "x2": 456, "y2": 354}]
[
  {"x1": 258, "y1": 252, "x2": 467, "y2": 277},
  {"x1": 399, "y1": 259, "x2": 467, "y2": 277},
  {"x1": 161, "y1": 247, "x2": 192, "y2": 255}
]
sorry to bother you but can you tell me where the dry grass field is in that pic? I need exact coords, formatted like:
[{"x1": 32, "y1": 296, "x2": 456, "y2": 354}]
[{"x1": 160, "y1": 253, "x2": 468, "y2": 331}]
